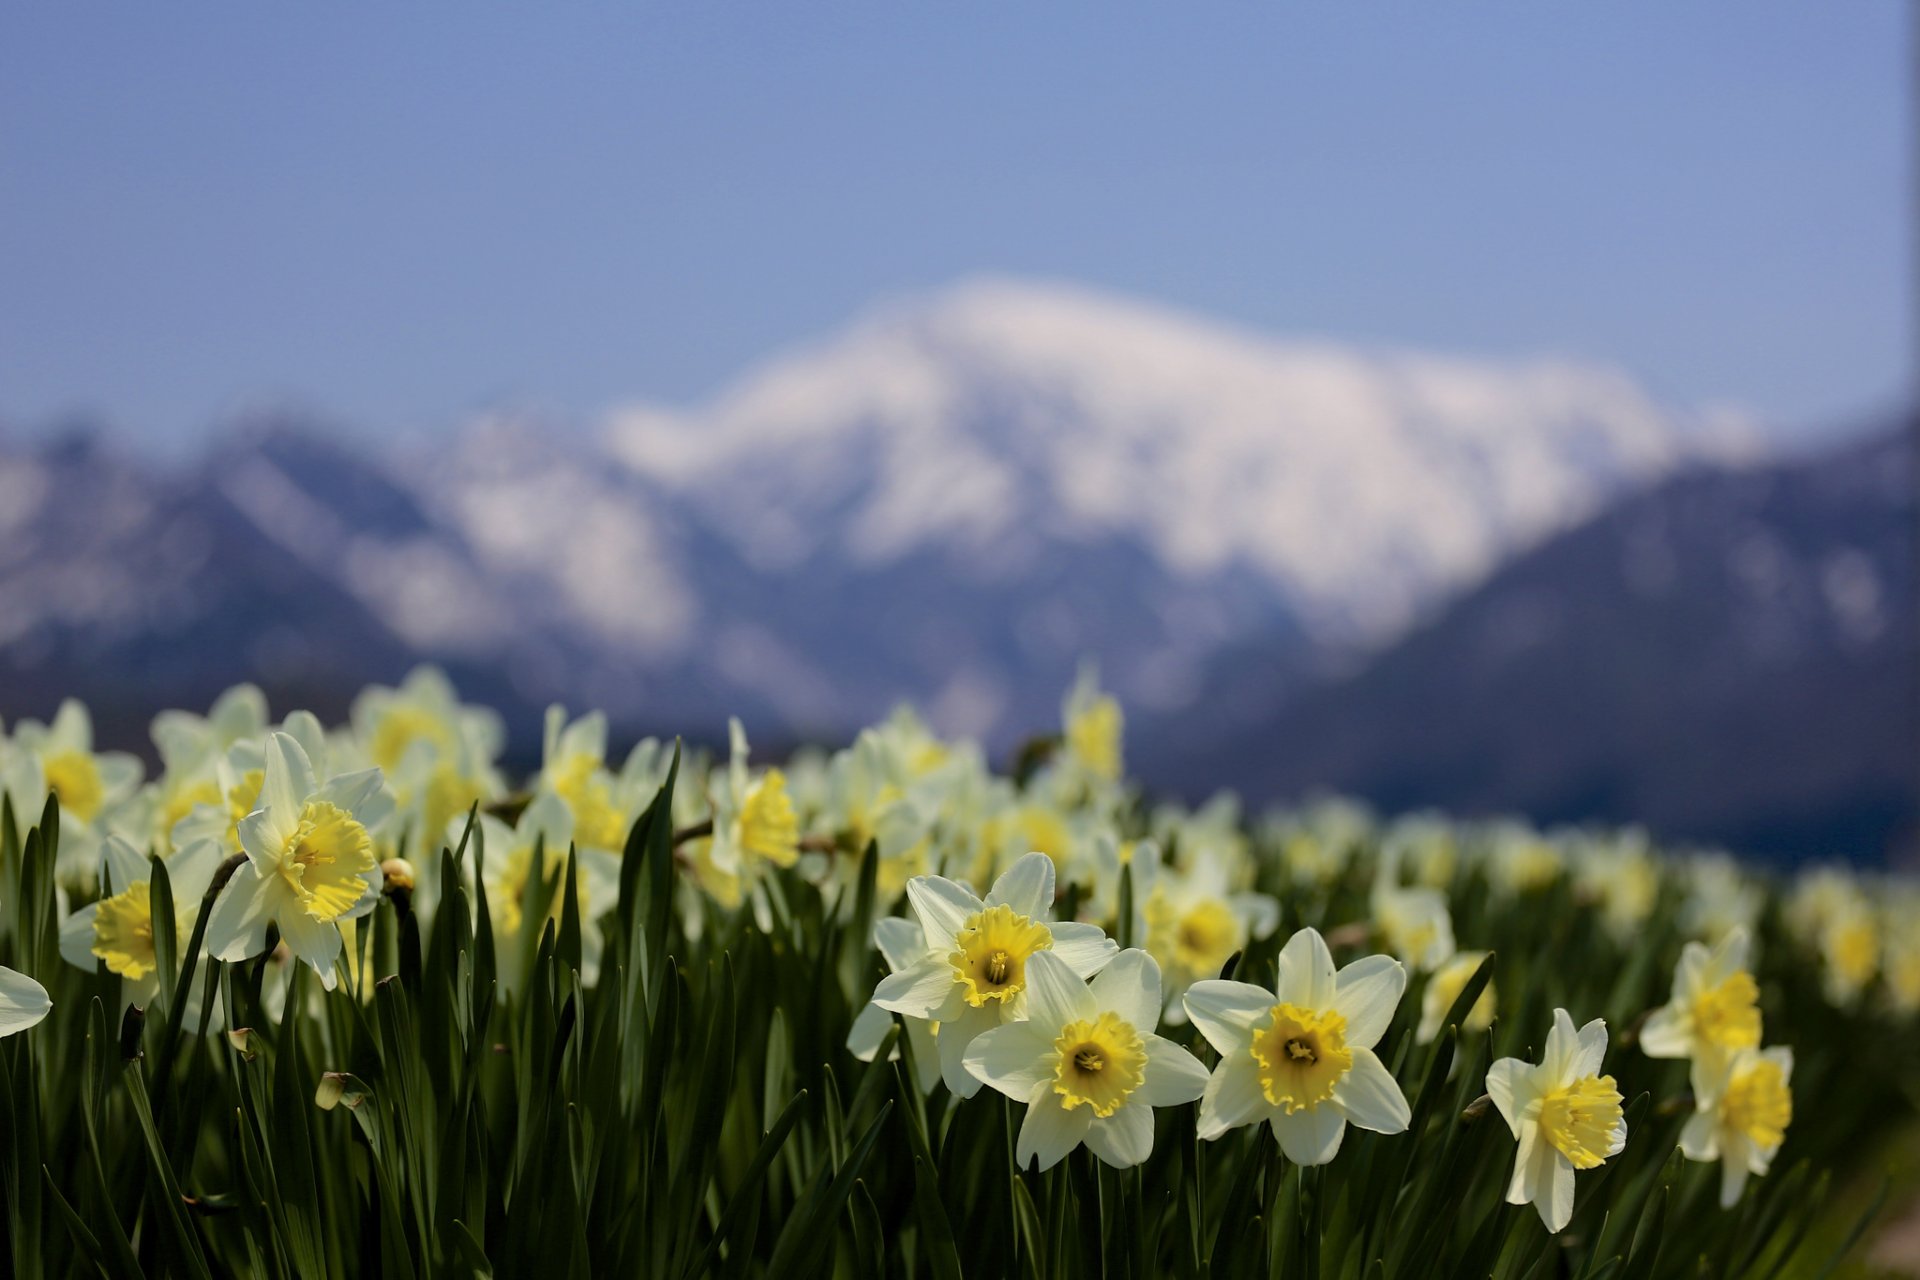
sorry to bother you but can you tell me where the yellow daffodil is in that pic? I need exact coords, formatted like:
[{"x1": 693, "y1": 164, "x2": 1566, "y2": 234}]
[
  {"x1": 1487, "y1": 1009, "x2": 1628, "y2": 1233},
  {"x1": 867, "y1": 853, "x2": 1118, "y2": 1097},
  {"x1": 1681, "y1": 1045, "x2": 1793, "y2": 1207},
  {"x1": 963, "y1": 949, "x2": 1207, "y2": 1169},
  {"x1": 1185, "y1": 927, "x2": 1412, "y2": 1164}
]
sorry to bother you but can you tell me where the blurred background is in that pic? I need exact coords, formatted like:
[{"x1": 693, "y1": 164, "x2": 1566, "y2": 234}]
[{"x1": 1, "y1": 4, "x2": 1912, "y2": 865}]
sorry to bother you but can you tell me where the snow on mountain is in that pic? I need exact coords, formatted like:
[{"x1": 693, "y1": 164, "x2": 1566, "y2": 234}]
[
  {"x1": 605, "y1": 278, "x2": 1761, "y2": 643},
  {"x1": 1, "y1": 278, "x2": 1767, "y2": 752}
]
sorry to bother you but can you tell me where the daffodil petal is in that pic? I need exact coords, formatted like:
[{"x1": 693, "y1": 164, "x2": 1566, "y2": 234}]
[
  {"x1": 873, "y1": 916, "x2": 926, "y2": 972},
  {"x1": 1196, "y1": 1053, "x2": 1268, "y2": 1139},
  {"x1": 1136, "y1": 1035, "x2": 1209, "y2": 1107},
  {"x1": 1023, "y1": 950, "x2": 1095, "y2": 1029},
  {"x1": 962, "y1": 1021, "x2": 1056, "y2": 1099},
  {"x1": 1332, "y1": 954, "x2": 1405, "y2": 1050},
  {"x1": 986, "y1": 852, "x2": 1055, "y2": 919},
  {"x1": 0, "y1": 967, "x2": 52, "y2": 1036},
  {"x1": 1049, "y1": 921, "x2": 1120, "y2": 978},
  {"x1": 1275, "y1": 927, "x2": 1337, "y2": 1010},
  {"x1": 872, "y1": 957, "x2": 958, "y2": 1020},
  {"x1": 59, "y1": 904, "x2": 100, "y2": 971},
  {"x1": 906, "y1": 875, "x2": 984, "y2": 951},
  {"x1": 1333, "y1": 1046, "x2": 1410, "y2": 1134},
  {"x1": 846, "y1": 1002, "x2": 895, "y2": 1062},
  {"x1": 1485, "y1": 1057, "x2": 1533, "y2": 1137},
  {"x1": 1017, "y1": 1088, "x2": 1092, "y2": 1171},
  {"x1": 1084, "y1": 1103, "x2": 1154, "y2": 1168},
  {"x1": 1089, "y1": 949, "x2": 1160, "y2": 1032},
  {"x1": 1271, "y1": 1104, "x2": 1346, "y2": 1166},
  {"x1": 1183, "y1": 979, "x2": 1274, "y2": 1055},
  {"x1": 206, "y1": 863, "x2": 276, "y2": 963}
]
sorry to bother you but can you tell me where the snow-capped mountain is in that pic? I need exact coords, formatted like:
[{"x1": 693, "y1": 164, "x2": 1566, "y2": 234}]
[{"x1": 0, "y1": 278, "x2": 1761, "y2": 754}]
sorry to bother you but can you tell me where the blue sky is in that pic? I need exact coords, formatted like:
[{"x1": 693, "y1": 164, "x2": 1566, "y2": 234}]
[{"x1": 1, "y1": 4, "x2": 1908, "y2": 449}]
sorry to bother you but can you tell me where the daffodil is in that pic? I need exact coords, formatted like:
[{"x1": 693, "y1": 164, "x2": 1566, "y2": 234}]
[
  {"x1": 59, "y1": 834, "x2": 221, "y2": 1007},
  {"x1": 0, "y1": 967, "x2": 51, "y2": 1037},
  {"x1": 1118, "y1": 843, "x2": 1277, "y2": 1019},
  {"x1": 537, "y1": 707, "x2": 639, "y2": 854},
  {"x1": 1372, "y1": 882, "x2": 1456, "y2": 974},
  {"x1": 473, "y1": 791, "x2": 616, "y2": 988},
  {"x1": 206, "y1": 732, "x2": 392, "y2": 988},
  {"x1": 144, "y1": 684, "x2": 269, "y2": 854},
  {"x1": 687, "y1": 720, "x2": 805, "y2": 931},
  {"x1": 867, "y1": 852, "x2": 1118, "y2": 1096},
  {"x1": 963, "y1": 949, "x2": 1207, "y2": 1169},
  {"x1": 3, "y1": 699, "x2": 143, "y2": 885},
  {"x1": 1639, "y1": 926, "x2": 1762, "y2": 1066},
  {"x1": 1185, "y1": 927, "x2": 1412, "y2": 1164},
  {"x1": 1417, "y1": 950, "x2": 1496, "y2": 1044},
  {"x1": 1060, "y1": 666, "x2": 1124, "y2": 785},
  {"x1": 1680, "y1": 1045, "x2": 1793, "y2": 1207},
  {"x1": 1487, "y1": 1009, "x2": 1628, "y2": 1233}
]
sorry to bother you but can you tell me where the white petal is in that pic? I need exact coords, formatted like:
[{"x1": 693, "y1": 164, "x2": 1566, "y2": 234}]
[
  {"x1": 102, "y1": 836, "x2": 150, "y2": 896},
  {"x1": 1049, "y1": 921, "x2": 1119, "y2": 978},
  {"x1": 1485, "y1": 1057, "x2": 1535, "y2": 1137},
  {"x1": 1569, "y1": 1017, "x2": 1609, "y2": 1080},
  {"x1": 1679, "y1": 1110, "x2": 1719, "y2": 1162},
  {"x1": 237, "y1": 809, "x2": 284, "y2": 877},
  {"x1": 60, "y1": 904, "x2": 101, "y2": 971},
  {"x1": 1671, "y1": 940, "x2": 1710, "y2": 1001},
  {"x1": 937, "y1": 1004, "x2": 997, "y2": 1098},
  {"x1": 262, "y1": 733, "x2": 316, "y2": 830},
  {"x1": 906, "y1": 875, "x2": 983, "y2": 951},
  {"x1": 1271, "y1": 1105, "x2": 1346, "y2": 1166},
  {"x1": 1711, "y1": 927, "x2": 1750, "y2": 981},
  {"x1": 206, "y1": 864, "x2": 276, "y2": 962},
  {"x1": 1719, "y1": 1157, "x2": 1750, "y2": 1209},
  {"x1": 1196, "y1": 1054, "x2": 1270, "y2": 1139},
  {"x1": 1135, "y1": 1035, "x2": 1209, "y2": 1107},
  {"x1": 316, "y1": 769, "x2": 385, "y2": 822},
  {"x1": 1085, "y1": 1104, "x2": 1154, "y2": 1168},
  {"x1": 277, "y1": 909, "x2": 343, "y2": 989},
  {"x1": 907, "y1": 1017, "x2": 943, "y2": 1093},
  {"x1": 1637, "y1": 1004, "x2": 1689, "y2": 1059},
  {"x1": 1089, "y1": 949, "x2": 1160, "y2": 1033},
  {"x1": 1275, "y1": 927, "x2": 1337, "y2": 1010},
  {"x1": 0, "y1": 967, "x2": 52, "y2": 1036},
  {"x1": 963, "y1": 1022, "x2": 1058, "y2": 1100},
  {"x1": 1541, "y1": 1149, "x2": 1576, "y2": 1233},
  {"x1": 872, "y1": 957, "x2": 958, "y2": 1020},
  {"x1": 1542, "y1": 1008, "x2": 1582, "y2": 1083},
  {"x1": 1183, "y1": 979, "x2": 1275, "y2": 1055},
  {"x1": 1017, "y1": 1089, "x2": 1092, "y2": 1171},
  {"x1": 1333, "y1": 1047, "x2": 1410, "y2": 1134},
  {"x1": 873, "y1": 916, "x2": 926, "y2": 973},
  {"x1": 986, "y1": 852, "x2": 1055, "y2": 919},
  {"x1": 1332, "y1": 954, "x2": 1406, "y2": 1050},
  {"x1": 1023, "y1": 950, "x2": 1095, "y2": 1030},
  {"x1": 1506, "y1": 1125, "x2": 1542, "y2": 1205},
  {"x1": 846, "y1": 1002, "x2": 895, "y2": 1062}
]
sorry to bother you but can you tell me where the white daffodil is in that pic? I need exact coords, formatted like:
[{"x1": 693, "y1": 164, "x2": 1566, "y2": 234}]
[
  {"x1": 1119, "y1": 843, "x2": 1277, "y2": 1021},
  {"x1": 472, "y1": 791, "x2": 616, "y2": 989},
  {"x1": 1185, "y1": 927, "x2": 1412, "y2": 1165},
  {"x1": 536, "y1": 707, "x2": 658, "y2": 856},
  {"x1": 3, "y1": 699, "x2": 143, "y2": 885},
  {"x1": 1372, "y1": 881, "x2": 1456, "y2": 974},
  {"x1": 0, "y1": 967, "x2": 51, "y2": 1036},
  {"x1": 1572, "y1": 832, "x2": 1660, "y2": 940},
  {"x1": 1639, "y1": 926, "x2": 1761, "y2": 1066},
  {"x1": 60, "y1": 834, "x2": 221, "y2": 1008},
  {"x1": 1680, "y1": 1045, "x2": 1793, "y2": 1208},
  {"x1": 144, "y1": 684, "x2": 270, "y2": 855},
  {"x1": 1417, "y1": 950, "x2": 1496, "y2": 1045},
  {"x1": 1487, "y1": 1009, "x2": 1628, "y2": 1234},
  {"x1": 867, "y1": 852, "x2": 1118, "y2": 1097},
  {"x1": 963, "y1": 949, "x2": 1207, "y2": 1170},
  {"x1": 206, "y1": 732, "x2": 392, "y2": 988},
  {"x1": 845, "y1": 915, "x2": 944, "y2": 1095}
]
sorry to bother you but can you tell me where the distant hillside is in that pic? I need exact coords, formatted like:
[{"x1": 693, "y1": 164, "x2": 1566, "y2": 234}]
[{"x1": 1152, "y1": 422, "x2": 1916, "y2": 863}]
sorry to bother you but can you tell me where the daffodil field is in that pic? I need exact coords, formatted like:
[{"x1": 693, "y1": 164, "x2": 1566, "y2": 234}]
[{"x1": 0, "y1": 670, "x2": 1914, "y2": 1277}]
